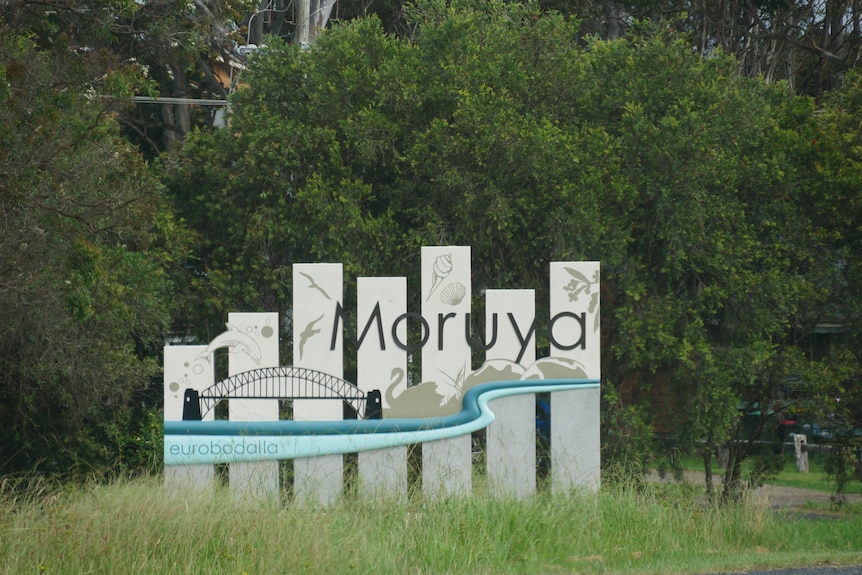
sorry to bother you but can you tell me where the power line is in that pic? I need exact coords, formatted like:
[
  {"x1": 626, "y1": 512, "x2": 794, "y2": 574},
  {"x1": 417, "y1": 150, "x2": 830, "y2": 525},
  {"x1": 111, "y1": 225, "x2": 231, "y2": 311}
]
[{"x1": 132, "y1": 96, "x2": 229, "y2": 106}]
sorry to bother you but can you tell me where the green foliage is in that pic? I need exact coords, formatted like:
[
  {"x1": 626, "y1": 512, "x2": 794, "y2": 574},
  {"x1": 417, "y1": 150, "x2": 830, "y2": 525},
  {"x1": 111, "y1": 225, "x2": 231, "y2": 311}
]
[
  {"x1": 0, "y1": 34, "x2": 189, "y2": 475},
  {"x1": 1, "y1": 0, "x2": 260, "y2": 155},
  {"x1": 785, "y1": 69, "x2": 862, "y2": 503},
  {"x1": 601, "y1": 386, "x2": 656, "y2": 482}
]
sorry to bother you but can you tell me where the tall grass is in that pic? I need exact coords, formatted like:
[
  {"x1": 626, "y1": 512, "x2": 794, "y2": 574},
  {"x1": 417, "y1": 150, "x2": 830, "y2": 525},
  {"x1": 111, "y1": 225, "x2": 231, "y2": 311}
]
[{"x1": 2, "y1": 475, "x2": 861, "y2": 574}]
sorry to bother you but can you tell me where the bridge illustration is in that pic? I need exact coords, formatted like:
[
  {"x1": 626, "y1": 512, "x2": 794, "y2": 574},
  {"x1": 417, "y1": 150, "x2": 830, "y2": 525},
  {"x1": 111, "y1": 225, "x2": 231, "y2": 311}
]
[{"x1": 180, "y1": 366, "x2": 381, "y2": 421}]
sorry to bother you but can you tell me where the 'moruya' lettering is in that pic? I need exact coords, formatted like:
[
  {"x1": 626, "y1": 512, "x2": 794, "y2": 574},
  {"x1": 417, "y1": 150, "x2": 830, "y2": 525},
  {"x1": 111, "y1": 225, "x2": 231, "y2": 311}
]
[{"x1": 330, "y1": 302, "x2": 587, "y2": 364}]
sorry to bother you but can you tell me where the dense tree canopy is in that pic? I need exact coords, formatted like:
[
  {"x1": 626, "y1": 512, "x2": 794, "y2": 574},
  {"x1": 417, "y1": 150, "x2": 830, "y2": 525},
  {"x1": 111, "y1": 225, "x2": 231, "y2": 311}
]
[
  {"x1": 1, "y1": 0, "x2": 860, "y2": 496},
  {"x1": 0, "y1": 33, "x2": 189, "y2": 473}
]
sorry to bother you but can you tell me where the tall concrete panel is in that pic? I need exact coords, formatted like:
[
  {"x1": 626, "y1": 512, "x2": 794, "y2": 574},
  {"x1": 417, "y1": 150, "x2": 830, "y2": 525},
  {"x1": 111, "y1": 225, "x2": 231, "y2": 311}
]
[
  {"x1": 485, "y1": 289, "x2": 536, "y2": 498},
  {"x1": 421, "y1": 246, "x2": 472, "y2": 497},
  {"x1": 163, "y1": 344, "x2": 214, "y2": 493},
  {"x1": 549, "y1": 262, "x2": 601, "y2": 493},
  {"x1": 227, "y1": 312, "x2": 280, "y2": 500},
  {"x1": 357, "y1": 276, "x2": 409, "y2": 500},
  {"x1": 293, "y1": 263, "x2": 344, "y2": 506}
]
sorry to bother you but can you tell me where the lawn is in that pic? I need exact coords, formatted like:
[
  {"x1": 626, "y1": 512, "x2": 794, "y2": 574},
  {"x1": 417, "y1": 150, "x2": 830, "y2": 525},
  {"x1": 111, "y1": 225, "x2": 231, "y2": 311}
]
[{"x1": 675, "y1": 452, "x2": 862, "y2": 496}]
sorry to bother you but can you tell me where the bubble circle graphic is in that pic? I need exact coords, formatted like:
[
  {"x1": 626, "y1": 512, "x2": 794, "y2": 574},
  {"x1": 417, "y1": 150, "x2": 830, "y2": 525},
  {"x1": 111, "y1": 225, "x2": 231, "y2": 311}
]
[
  {"x1": 261, "y1": 325, "x2": 274, "y2": 338},
  {"x1": 169, "y1": 382, "x2": 180, "y2": 392}
]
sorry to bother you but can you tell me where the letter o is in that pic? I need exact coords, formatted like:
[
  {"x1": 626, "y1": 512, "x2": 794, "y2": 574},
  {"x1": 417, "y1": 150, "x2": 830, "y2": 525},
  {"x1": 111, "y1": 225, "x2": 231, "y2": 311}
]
[{"x1": 392, "y1": 312, "x2": 430, "y2": 352}]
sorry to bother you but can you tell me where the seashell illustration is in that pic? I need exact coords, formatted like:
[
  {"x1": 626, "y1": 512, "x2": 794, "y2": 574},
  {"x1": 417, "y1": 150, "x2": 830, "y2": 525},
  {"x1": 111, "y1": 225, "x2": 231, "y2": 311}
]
[
  {"x1": 426, "y1": 253, "x2": 453, "y2": 301},
  {"x1": 439, "y1": 282, "x2": 467, "y2": 306}
]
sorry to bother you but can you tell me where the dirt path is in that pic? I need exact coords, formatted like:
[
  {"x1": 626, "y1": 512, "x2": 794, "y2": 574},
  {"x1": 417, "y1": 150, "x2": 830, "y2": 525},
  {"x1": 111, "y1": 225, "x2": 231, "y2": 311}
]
[
  {"x1": 754, "y1": 483, "x2": 835, "y2": 508},
  {"x1": 650, "y1": 470, "x2": 854, "y2": 509}
]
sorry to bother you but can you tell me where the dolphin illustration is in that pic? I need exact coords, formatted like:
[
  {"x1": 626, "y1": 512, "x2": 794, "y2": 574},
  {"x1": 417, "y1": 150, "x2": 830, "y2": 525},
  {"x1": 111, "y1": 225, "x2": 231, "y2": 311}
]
[{"x1": 195, "y1": 323, "x2": 263, "y2": 365}]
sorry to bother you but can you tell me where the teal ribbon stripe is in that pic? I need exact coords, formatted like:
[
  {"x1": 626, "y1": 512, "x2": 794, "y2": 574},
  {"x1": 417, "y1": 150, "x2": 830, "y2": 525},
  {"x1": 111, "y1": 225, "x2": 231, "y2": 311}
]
[{"x1": 164, "y1": 378, "x2": 599, "y2": 465}]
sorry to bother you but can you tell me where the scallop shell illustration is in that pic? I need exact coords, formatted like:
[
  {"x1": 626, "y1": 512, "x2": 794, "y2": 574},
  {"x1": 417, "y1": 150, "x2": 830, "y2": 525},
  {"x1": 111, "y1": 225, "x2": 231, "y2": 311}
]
[
  {"x1": 439, "y1": 282, "x2": 467, "y2": 306},
  {"x1": 426, "y1": 253, "x2": 453, "y2": 301}
]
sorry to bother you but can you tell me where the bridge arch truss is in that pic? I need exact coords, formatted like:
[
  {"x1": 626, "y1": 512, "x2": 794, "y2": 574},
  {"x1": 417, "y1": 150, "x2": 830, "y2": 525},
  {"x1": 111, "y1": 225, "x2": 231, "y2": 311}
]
[{"x1": 195, "y1": 367, "x2": 369, "y2": 420}]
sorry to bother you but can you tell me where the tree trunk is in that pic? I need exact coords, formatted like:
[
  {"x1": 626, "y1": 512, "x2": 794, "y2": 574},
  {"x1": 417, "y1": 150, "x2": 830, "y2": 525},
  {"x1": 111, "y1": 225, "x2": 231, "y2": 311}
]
[
  {"x1": 721, "y1": 445, "x2": 744, "y2": 503},
  {"x1": 703, "y1": 445, "x2": 714, "y2": 499},
  {"x1": 249, "y1": 0, "x2": 267, "y2": 46},
  {"x1": 296, "y1": 0, "x2": 310, "y2": 45},
  {"x1": 607, "y1": 2, "x2": 626, "y2": 40},
  {"x1": 270, "y1": 0, "x2": 289, "y2": 39}
]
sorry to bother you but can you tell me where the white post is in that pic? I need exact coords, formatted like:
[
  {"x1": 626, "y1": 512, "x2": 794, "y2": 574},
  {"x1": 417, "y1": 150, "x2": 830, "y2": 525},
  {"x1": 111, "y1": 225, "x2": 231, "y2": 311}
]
[
  {"x1": 227, "y1": 312, "x2": 280, "y2": 500},
  {"x1": 794, "y1": 433, "x2": 809, "y2": 473},
  {"x1": 163, "y1": 345, "x2": 215, "y2": 493},
  {"x1": 550, "y1": 262, "x2": 601, "y2": 493},
  {"x1": 293, "y1": 263, "x2": 344, "y2": 506},
  {"x1": 485, "y1": 289, "x2": 536, "y2": 498},
  {"x1": 357, "y1": 276, "x2": 409, "y2": 500},
  {"x1": 421, "y1": 246, "x2": 473, "y2": 497}
]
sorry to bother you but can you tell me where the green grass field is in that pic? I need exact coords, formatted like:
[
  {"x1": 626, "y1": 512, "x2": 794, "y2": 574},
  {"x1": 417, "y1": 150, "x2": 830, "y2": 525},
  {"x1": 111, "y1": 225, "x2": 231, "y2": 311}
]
[
  {"x1": 2, "y1": 473, "x2": 861, "y2": 575},
  {"x1": 676, "y1": 452, "x2": 862, "y2": 496}
]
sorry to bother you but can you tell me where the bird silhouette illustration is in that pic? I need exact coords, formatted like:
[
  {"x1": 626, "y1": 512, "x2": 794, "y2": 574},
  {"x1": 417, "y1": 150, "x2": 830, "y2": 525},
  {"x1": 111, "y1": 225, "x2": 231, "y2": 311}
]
[
  {"x1": 298, "y1": 314, "x2": 324, "y2": 360},
  {"x1": 299, "y1": 271, "x2": 332, "y2": 300}
]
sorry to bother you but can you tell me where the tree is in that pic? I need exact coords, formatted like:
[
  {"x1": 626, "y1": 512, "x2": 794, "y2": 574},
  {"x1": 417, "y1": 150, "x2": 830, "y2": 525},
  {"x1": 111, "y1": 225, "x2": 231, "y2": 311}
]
[
  {"x1": 0, "y1": 33, "x2": 189, "y2": 473},
  {"x1": 792, "y1": 68, "x2": 862, "y2": 502},
  {"x1": 164, "y1": 1, "x2": 620, "y2": 341},
  {"x1": 540, "y1": 1, "x2": 862, "y2": 100},
  {"x1": 1, "y1": 0, "x2": 259, "y2": 156}
]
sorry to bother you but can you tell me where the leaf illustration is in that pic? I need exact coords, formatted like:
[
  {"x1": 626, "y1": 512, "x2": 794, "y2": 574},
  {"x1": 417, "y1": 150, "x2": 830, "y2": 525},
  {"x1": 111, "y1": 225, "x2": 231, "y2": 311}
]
[{"x1": 564, "y1": 266, "x2": 592, "y2": 285}]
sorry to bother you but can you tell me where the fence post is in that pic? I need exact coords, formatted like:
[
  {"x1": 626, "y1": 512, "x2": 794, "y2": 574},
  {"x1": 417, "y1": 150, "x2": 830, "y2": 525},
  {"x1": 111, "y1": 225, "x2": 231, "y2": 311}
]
[
  {"x1": 485, "y1": 289, "x2": 536, "y2": 499},
  {"x1": 227, "y1": 312, "x2": 280, "y2": 500},
  {"x1": 163, "y1": 344, "x2": 214, "y2": 494},
  {"x1": 793, "y1": 433, "x2": 809, "y2": 473},
  {"x1": 421, "y1": 246, "x2": 473, "y2": 498}
]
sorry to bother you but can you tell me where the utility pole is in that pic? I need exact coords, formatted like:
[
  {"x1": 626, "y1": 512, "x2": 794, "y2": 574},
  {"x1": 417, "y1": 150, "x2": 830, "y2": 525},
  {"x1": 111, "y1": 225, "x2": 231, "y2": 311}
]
[{"x1": 296, "y1": 0, "x2": 310, "y2": 46}]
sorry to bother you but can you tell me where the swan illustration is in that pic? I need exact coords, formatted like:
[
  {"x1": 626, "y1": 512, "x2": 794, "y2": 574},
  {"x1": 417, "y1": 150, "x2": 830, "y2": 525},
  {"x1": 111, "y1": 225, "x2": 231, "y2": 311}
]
[{"x1": 384, "y1": 367, "x2": 452, "y2": 418}]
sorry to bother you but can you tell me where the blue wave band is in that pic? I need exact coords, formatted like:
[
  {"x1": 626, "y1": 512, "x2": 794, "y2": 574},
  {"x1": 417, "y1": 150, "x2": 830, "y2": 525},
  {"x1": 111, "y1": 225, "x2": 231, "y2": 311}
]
[{"x1": 164, "y1": 378, "x2": 599, "y2": 465}]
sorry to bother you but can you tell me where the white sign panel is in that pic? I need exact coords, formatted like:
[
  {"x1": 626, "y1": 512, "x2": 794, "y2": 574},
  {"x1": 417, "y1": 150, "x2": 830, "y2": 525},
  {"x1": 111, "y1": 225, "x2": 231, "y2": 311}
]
[
  {"x1": 421, "y1": 246, "x2": 472, "y2": 497},
  {"x1": 550, "y1": 262, "x2": 601, "y2": 493},
  {"x1": 293, "y1": 263, "x2": 344, "y2": 506}
]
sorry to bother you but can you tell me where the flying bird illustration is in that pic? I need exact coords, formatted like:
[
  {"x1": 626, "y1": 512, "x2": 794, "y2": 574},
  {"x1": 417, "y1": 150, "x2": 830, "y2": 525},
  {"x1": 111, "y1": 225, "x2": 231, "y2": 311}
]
[
  {"x1": 299, "y1": 271, "x2": 332, "y2": 301},
  {"x1": 298, "y1": 314, "x2": 325, "y2": 360}
]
